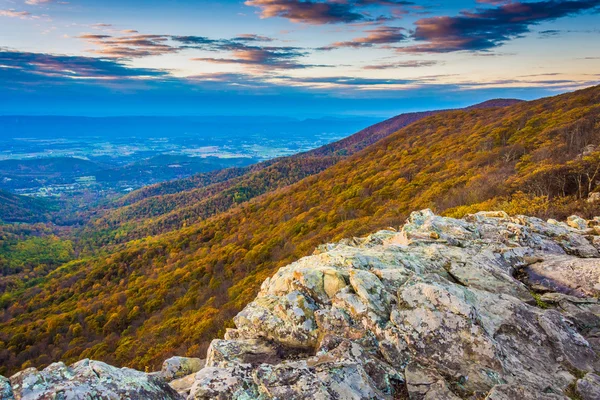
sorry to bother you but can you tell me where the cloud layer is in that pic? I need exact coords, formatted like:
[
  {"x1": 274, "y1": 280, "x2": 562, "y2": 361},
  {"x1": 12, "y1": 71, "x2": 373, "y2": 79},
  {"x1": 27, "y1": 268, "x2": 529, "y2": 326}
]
[
  {"x1": 321, "y1": 26, "x2": 406, "y2": 49},
  {"x1": 77, "y1": 32, "x2": 319, "y2": 71},
  {"x1": 401, "y1": 0, "x2": 600, "y2": 53},
  {"x1": 0, "y1": 50, "x2": 168, "y2": 85},
  {"x1": 0, "y1": 9, "x2": 33, "y2": 19},
  {"x1": 245, "y1": 0, "x2": 416, "y2": 24}
]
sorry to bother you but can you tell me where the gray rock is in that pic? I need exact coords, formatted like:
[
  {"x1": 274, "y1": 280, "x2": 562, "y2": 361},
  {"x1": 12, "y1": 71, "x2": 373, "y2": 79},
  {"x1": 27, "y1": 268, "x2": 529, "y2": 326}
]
[
  {"x1": 567, "y1": 215, "x2": 589, "y2": 230},
  {"x1": 161, "y1": 356, "x2": 205, "y2": 381},
  {"x1": 525, "y1": 255, "x2": 600, "y2": 297},
  {"x1": 205, "y1": 339, "x2": 280, "y2": 367},
  {"x1": 484, "y1": 384, "x2": 567, "y2": 399},
  {"x1": 188, "y1": 339, "x2": 401, "y2": 400},
  {"x1": 189, "y1": 210, "x2": 600, "y2": 398},
  {"x1": 405, "y1": 363, "x2": 461, "y2": 400},
  {"x1": 577, "y1": 373, "x2": 600, "y2": 400},
  {"x1": 0, "y1": 376, "x2": 14, "y2": 400},
  {"x1": 588, "y1": 192, "x2": 600, "y2": 203},
  {"x1": 9, "y1": 359, "x2": 181, "y2": 399},
  {"x1": 187, "y1": 365, "x2": 259, "y2": 400}
]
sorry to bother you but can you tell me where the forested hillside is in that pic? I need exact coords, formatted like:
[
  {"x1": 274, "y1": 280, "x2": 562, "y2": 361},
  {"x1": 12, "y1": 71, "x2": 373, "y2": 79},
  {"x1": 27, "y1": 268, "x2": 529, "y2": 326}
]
[
  {"x1": 87, "y1": 99, "x2": 520, "y2": 246},
  {"x1": 2, "y1": 87, "x2": 599, "y2": 376},
  {"x1": 0, "y1": 190, "x2": 56, "y2": 223}
]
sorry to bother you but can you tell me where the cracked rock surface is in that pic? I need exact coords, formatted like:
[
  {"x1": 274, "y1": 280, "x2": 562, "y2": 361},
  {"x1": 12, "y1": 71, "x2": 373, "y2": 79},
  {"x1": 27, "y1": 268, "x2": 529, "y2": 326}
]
[{"x1": 4, "y1": 209, "x2": 600, "y2": 399}]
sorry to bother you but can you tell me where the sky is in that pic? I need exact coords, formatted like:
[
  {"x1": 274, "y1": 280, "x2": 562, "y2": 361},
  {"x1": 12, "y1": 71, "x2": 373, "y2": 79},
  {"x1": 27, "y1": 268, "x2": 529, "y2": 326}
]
[{"x1": 0, "y1": 0, "x2": 599, "y2": 117}]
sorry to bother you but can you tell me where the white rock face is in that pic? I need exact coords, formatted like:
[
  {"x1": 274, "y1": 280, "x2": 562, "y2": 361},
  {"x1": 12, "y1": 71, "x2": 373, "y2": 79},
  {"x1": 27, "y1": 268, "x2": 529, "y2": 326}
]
[
  {"x1": 187, "y1": 210, "x2": 600, "y2": 399},
  {"x1": 4, "y1": 209, "x2": 600, "y2": 399}
]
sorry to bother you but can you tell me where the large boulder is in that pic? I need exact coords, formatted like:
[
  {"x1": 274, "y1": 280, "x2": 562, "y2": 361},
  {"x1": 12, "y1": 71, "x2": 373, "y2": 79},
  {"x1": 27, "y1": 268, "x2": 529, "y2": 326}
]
[
  {"x1": 577, "y1": 373, "x2": 600, "y2": 400},
  {"x1": 187, "y1": 339, "x2": 402, "y2": 400},
  {"x1": 169, "y1": 373, "x2": 196, "y2": 398}
]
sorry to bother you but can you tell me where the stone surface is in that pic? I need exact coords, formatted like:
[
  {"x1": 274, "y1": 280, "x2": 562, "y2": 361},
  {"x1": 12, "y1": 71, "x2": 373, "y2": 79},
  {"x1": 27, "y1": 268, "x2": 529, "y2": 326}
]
[
  {"x1": 205, "y1": 339, "x2": 280, "y2": 367},
  {"x1": 187, "y1": 210, "x2": 600, "y2": 399},
  {"x1": 8, "y1": 359, "x2": 181, "y2": 399},
  {"x1": 169, "y1": 373, "x2": 196, "y2": 397},
  {"x1": 161, "y1": 356, "x2": 205, "y2": 381},
  {"x1": 187, "y1": 339, "x2": 402, "y2": 400},
  {"x1": 577, "y1": 373, "x2": 600, "y2": 400},
  {"x1": 7, "y1": 210, "x2": 600, "y2": 399},
  {"x1": 567, "y1": 215, "x2": 589, "y2": 230},
  {"x1": 588, "y1": 192, "x2": 600, "y2": 203},
  {"x1": 524, "y1": 255, "x2": 600, "y2": 297},
  {"x1": 0, "y1": 376, "x2": 14, "y2": 400},
  {"x1": 484, "y1": 384, "x2": 567, "y2": 399}
]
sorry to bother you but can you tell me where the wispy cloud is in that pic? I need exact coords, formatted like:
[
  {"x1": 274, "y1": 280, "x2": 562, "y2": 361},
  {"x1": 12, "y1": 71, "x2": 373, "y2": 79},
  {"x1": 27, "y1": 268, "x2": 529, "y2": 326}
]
[
  {"x1": 77, "y1": 31, "x2": 322, "y2": 71},
  {"x1": 25, "y1": 0, "x2": 68, "y2": 5},
  {"x1": 0, "y1": 50, "x2": 168, "y2": 83},
  {"x1": 91, "y1": 23, "x2": 113, "y2": 28},
  {"x1": 245, "y1": 0, "x2": 364, "y2": 24},
  {"x1": 193, "y1": 46, "x2": 314, "y2": 70},
  {"x1": 0, "y1": 9, "x2": 33, "y2": 19},
  {"x1": 244, "y1": 0, "x2": 416, "y2": 25},
  {"x1": 233, "y1": 34, "x2": 275, "y2": 42},
  {"x1": 78, "y1": 34, "x2": 179, "y2": 58},
  {"x1": 363, "y1": 60, "x2": 440, "y2": 69},
  {"x1": 320, "y1": 26, "x2": 406, "y2": 49}
]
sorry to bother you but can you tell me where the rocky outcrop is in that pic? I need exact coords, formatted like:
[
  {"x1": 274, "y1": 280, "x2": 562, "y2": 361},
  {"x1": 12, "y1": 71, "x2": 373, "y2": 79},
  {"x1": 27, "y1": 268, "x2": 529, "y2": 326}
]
[
  {"x1": 4, "y1": 209, "x2": 600, "y2": 399},
  {"x1": 4, "y1": 359, "x2": 180, "y2": 399},
  {"x1": 185, "y1": 210, "x2": 600, "y2": 399}
]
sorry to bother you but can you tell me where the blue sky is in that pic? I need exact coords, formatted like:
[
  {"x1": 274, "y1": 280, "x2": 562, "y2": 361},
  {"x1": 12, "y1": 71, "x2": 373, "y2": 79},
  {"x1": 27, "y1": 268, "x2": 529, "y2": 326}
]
[{"x1": 0, "y1": 0, "x2": 599, "y2": 117}]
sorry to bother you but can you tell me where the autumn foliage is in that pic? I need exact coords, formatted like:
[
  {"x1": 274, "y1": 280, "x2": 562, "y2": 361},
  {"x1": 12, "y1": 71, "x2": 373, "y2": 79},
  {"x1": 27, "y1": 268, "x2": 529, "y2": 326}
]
[{"x1": 1, "y1": 86, "x2": 600, "y2": 375}]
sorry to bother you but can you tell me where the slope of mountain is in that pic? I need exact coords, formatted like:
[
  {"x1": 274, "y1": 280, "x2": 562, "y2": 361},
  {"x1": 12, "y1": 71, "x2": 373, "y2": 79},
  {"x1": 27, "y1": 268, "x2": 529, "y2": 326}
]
[
  {"x1": 0, "y1": 190, "x2": 56, "y2": 223},
  {"x1": 126, "y1": 99, "x2": 522, "y2": 204},
  {"x1": 89, "y1": 99, "x2": 521, "y2": 246},
  {"x1": 463, "y1": 98, "x2": 523, "y2": 110},
  {"x1": 1, "y1": 86, "x2": 599, "y2": 375}
]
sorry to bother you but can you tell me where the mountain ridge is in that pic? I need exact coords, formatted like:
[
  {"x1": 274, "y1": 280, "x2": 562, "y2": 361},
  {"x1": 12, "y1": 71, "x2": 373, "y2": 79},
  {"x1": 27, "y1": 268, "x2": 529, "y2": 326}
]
[{"x1": 91, "y1": 98, "x2": 523, "y2": 246}]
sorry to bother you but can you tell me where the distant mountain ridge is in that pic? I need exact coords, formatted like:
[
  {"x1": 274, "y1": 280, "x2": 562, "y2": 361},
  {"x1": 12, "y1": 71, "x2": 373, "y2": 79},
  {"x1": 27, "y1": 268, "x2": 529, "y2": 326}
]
[
  {"x1": 464, "y1": 98, "x2": 523, "y2": 109},
  {"x1": 123, "y1": 99, "x2": 523, "y2": 204},
  {"x1": 0, "y1": 115, "x2": 379, "y2": 139},
  {"x1": 0, "y1": 157, "x2": 104, "y2": 177},
  {"x1": 305, "y1": 98, "x2": 524, "y2": 158},
  {"x1": 98, "y1": 98, "x2": 523, "y2": 245}
]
